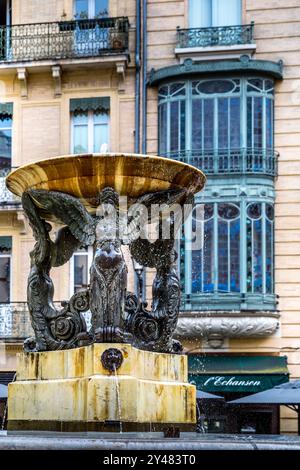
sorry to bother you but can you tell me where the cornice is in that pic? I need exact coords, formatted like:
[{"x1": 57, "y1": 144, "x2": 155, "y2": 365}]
[{"x1": 149, "y1": 56, "x2": 283, "y2": 86}]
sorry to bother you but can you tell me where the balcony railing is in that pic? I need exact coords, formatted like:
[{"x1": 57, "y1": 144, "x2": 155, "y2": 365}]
[
  {"x1": 161, "y1": 148, "x2": 278, "y2": 177},
  {"x1": 0, "y1": 168, "x2": 20, "y2": 205},
  {"x1": 0, "y1": 302, "x2": 92, "y2": 340},
  {"x1": 0, "y1": 303, "x2": 33, "y2": 339},
  {"x1": 176, "y1": 23, "x2": 254, "y2": 49},
  {"x1": 0, "y1": 17, "x2": 129, "y2": 63}
]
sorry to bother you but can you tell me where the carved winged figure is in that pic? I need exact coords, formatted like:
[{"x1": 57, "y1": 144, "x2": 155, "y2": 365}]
[{"x1": 22, "y1": 185, "x2": 189, "y2": 352}]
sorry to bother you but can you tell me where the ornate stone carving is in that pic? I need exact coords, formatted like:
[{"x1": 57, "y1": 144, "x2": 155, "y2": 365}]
[{"x1": 175, "y1": 313, "x2": 280, "y2": 348}]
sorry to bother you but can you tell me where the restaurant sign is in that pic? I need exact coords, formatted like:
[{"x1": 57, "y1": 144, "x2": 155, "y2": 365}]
[{"x1": 189, "y1": 373, "x2": 289, "y2": 393}]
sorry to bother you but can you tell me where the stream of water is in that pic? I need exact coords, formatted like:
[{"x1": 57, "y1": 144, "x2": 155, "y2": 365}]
[{"x1": 113, "y1": 365, "x2": 123, "y2": 434}]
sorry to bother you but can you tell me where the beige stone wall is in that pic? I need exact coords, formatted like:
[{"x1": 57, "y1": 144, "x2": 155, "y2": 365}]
[{"x1": 243, "y1": 0, "x2": 300, "y2": 434}]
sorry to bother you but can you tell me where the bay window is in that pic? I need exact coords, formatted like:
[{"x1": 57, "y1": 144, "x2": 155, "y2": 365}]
[
  {"x1": 158, "y1": 78, "x2": 275, "y2": 175},
  {"x1": 158, "y1": 76, "x2": 277, "y2": 310},
  {"x1": 181, "y1": 197, "x2": 275, "y2": 309}
]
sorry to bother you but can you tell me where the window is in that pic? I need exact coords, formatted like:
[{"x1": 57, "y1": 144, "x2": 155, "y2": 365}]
[
  {"x1": 0, "y1": 236, "x2": 11, "y2": 303},
  {"x1": 158, "y1": 77, "x2": 277, "y2": 310},
  {"x1": 0, "y1": 109, "x2": 12, "y2": 175},
  {"x1": 74, "y1": 0, "x2": 108, "y2": 19},
  {"x1": 70, "y1": 248, "x2": 93, "y2": 294},
  {"x1": 70, "y1": 97, "x2": 110, "y2": 153},
  {"x1": 189, "y1": 0, "x2": 241, "y2": 28},
  {"x1": 158, "y1": 78, "x2": 275, "y2": 175},
  {"x1": 181, "y1": 199, "x2": 274, "y2": 306}
]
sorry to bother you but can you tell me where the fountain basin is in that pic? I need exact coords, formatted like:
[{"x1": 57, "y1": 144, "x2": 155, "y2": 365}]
[
  {"x1": 8, "y1": 344, "x2": 196, "y2": 432},
  {"x1": 6, "y1": 153, "x2": 206, "y2": 217}
]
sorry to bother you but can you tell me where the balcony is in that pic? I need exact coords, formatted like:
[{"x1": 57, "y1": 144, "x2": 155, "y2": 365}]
[
  {"x1": 0, "y1": 169, "x2": 20, "y2": 208},
  {"x1": 0, "y1": 302, "x2": 91, "y2": 341},
  {"x1": 0, "y1": 303, "x2": 33, "y2": 340},
  {"x1": 175, "y1": 23, "x2": 256, "y2": 63},
  {"x1": 161, "y1": 148, "x2": 278, "y2": 178},
  {"x1": 0, "y1": 17, "x2": 129, "y2": 63},
  {"x1": 0, "y1": 17, "x2": 130, "y2": 91}
]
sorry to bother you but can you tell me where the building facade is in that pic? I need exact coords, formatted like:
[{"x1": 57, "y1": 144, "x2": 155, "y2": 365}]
[{"x1": 0, "y1": 0, "x2": 299, "y2": 434}]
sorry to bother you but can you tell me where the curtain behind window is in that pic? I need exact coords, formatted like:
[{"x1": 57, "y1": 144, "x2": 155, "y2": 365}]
[{"x1": 189, "y1": 0, "x2": 241, "y2": 28}]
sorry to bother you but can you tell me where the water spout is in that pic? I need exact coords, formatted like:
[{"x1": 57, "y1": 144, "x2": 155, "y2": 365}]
[{"x1": 113, "y1": 365, "x2": 123, "y2": 434}]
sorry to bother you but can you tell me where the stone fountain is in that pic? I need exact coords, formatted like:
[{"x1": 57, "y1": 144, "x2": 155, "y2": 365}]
[{"x1": 5, "y1": 153, "x2": 205, "y2": 432}]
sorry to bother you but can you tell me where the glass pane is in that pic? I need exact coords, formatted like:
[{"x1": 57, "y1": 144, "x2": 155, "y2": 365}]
[
  {"x1": 203, "y1": 218, "x2": 214, "y2": 292},
  {"x1": 0, "y1": 118, "x2": 12, "y2": 172},
  {"x1": 230, "y1": 218, "x2": 240, "y2": 292},
  {"x1": 189, "y1": 0, "x2": 212, "y2": 28},
  {"x1": 0, "y1": 257, "x2": 10, "y2": 302},
  {"x1": 199, "y1": 80, "x2": 235, "y2": 95},
  {"x1": 170, "y1": 83, "x2": 185, "y2": 97},
  {"x1": 158, "y1": 85, "x2": 169, "y2": 99},
  {"x1": 218, "y1": 203, "x2": 239, "y2": 220},
  {"x1": 74, "y1": 254, "x2": 88, "y2": 292},
  {"x1": 230, "y1": 97, "x2": 240, "y2": 149},
  {"x1": 218, "y1": 205, "x2": 240, "y2": 293},
  {"x1": 253, "y1": 218, "x2": 262, "y2": 292},
  {"x1": 253, "y1": 97, "x2": 263, "y2": 148},
  {"x1": 266, "y1": 218, "x2": 273, "y2": 293},
  {"x1": 203, "y1": 99, "x2": 214, "y2": 149},
  {"x1": 95, "y1": 0, "x2": 108, "y2": 17},
  {"x1": 75, "y1": 0, "x2": 88, "y2": 17},
  {"x1": 218, "y1": 219, "x2": 228, "y2": 292},
  {"x1": 266, "y1": 98, "x2": 273, "y2": 148},
  {"x1": 218, "y1": 98, "x2": 229, "y2": 149},
  {"x1": 247, "y1": 97, "x2": 253, "y2": 148},
  {"x1": 212, "y1": 0, "x2": 241, "y2": 26},
  {"x1": 266, "y1": 204, "x2": 274, "y2": 221},
  {"x1": 192, "y1": 245, "x2": 203, "y2": 294},
  {"x1": 170, "y1": 101, "x2": 179, "y2": 152},
  {"x1": 247, "y1": 203, "x2": 262, "y2": 219},
  {"x1": 180, "y1": 100, "x2": 186, "y2": 151},
  {"x1": 247, "y1": 79, "x2": 264, "y2": 92},
  {"x1": 94, "y1": 112, "x2": 108, "y2": 124},
  {"x1": 192, "y1": 99, "x2": 202, "y2": 151},
  {"x1": 159, "y1": 103, "x2": 167, "y2": 155},
  {"x1": 94, "y1": 123, "x2": 108, "y2": 152},
  {"x1": 73, "y1": 124, "x2": 88, "y2": 153}
]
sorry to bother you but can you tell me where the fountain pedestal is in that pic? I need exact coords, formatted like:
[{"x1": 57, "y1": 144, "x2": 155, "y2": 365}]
[{"x1": 8, "y1": 343, "x2": 196, "y2": 431}]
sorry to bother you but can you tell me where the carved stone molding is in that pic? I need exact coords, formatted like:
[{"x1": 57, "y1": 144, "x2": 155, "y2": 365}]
[
  {"x1": 17, "y1": 67, "x2": 28, "y2": 98},
  {"x1": 52, "y1": 65, "x2": 62, "y2": 97},
  {"x1": 175, "y1": 312, "x2": 280, "y2": 347}
]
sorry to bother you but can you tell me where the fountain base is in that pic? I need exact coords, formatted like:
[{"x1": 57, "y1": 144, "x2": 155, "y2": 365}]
[{"x1": 7, "y1": 344, "x2": 196, "y2": 432}]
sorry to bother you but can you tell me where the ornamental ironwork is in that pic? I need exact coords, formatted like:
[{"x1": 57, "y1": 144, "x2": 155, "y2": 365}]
[
  {"x1": 0, "y1": 17, "x2": 129, "y2": 63},
  {"x1": 161, "y1": 148, "x2": 278, "y2": 177},
  {"x1": 176, "y1": 23, "x2": 254, "y2": 49}
]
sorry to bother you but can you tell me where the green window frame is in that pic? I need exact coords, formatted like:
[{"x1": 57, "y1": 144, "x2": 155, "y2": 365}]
[
  {"x1": 158, "y1": 78, "x2": 275, "y2": 176},
  {"x1": 178, "y1": 184, "x2": 276, "y2": 311}
]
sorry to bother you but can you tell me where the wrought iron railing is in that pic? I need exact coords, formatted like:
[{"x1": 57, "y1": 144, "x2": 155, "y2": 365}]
[
  {"x1": 161, "y1": 148, "x2": 278, "y2": 177},
  {"x1": 176, "y1": 23, "x2": 254, "y2": 49},
  {"x1": 0, "y1": 303, "x2": 33, "y2": 339},
  {"x1": 0, "y1": 302, "x2": 92, "y2": 340},
  {"x1": 0, "y1": 17, "x2": 129, "y2": 63},
  {"x1": 0, "y1": 168, "x2": 20, "y2": 205}
]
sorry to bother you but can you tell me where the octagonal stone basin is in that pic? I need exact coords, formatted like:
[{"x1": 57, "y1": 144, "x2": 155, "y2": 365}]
[{"x1": 6, "y1": 153, "x2": 206, "y2": 217}]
